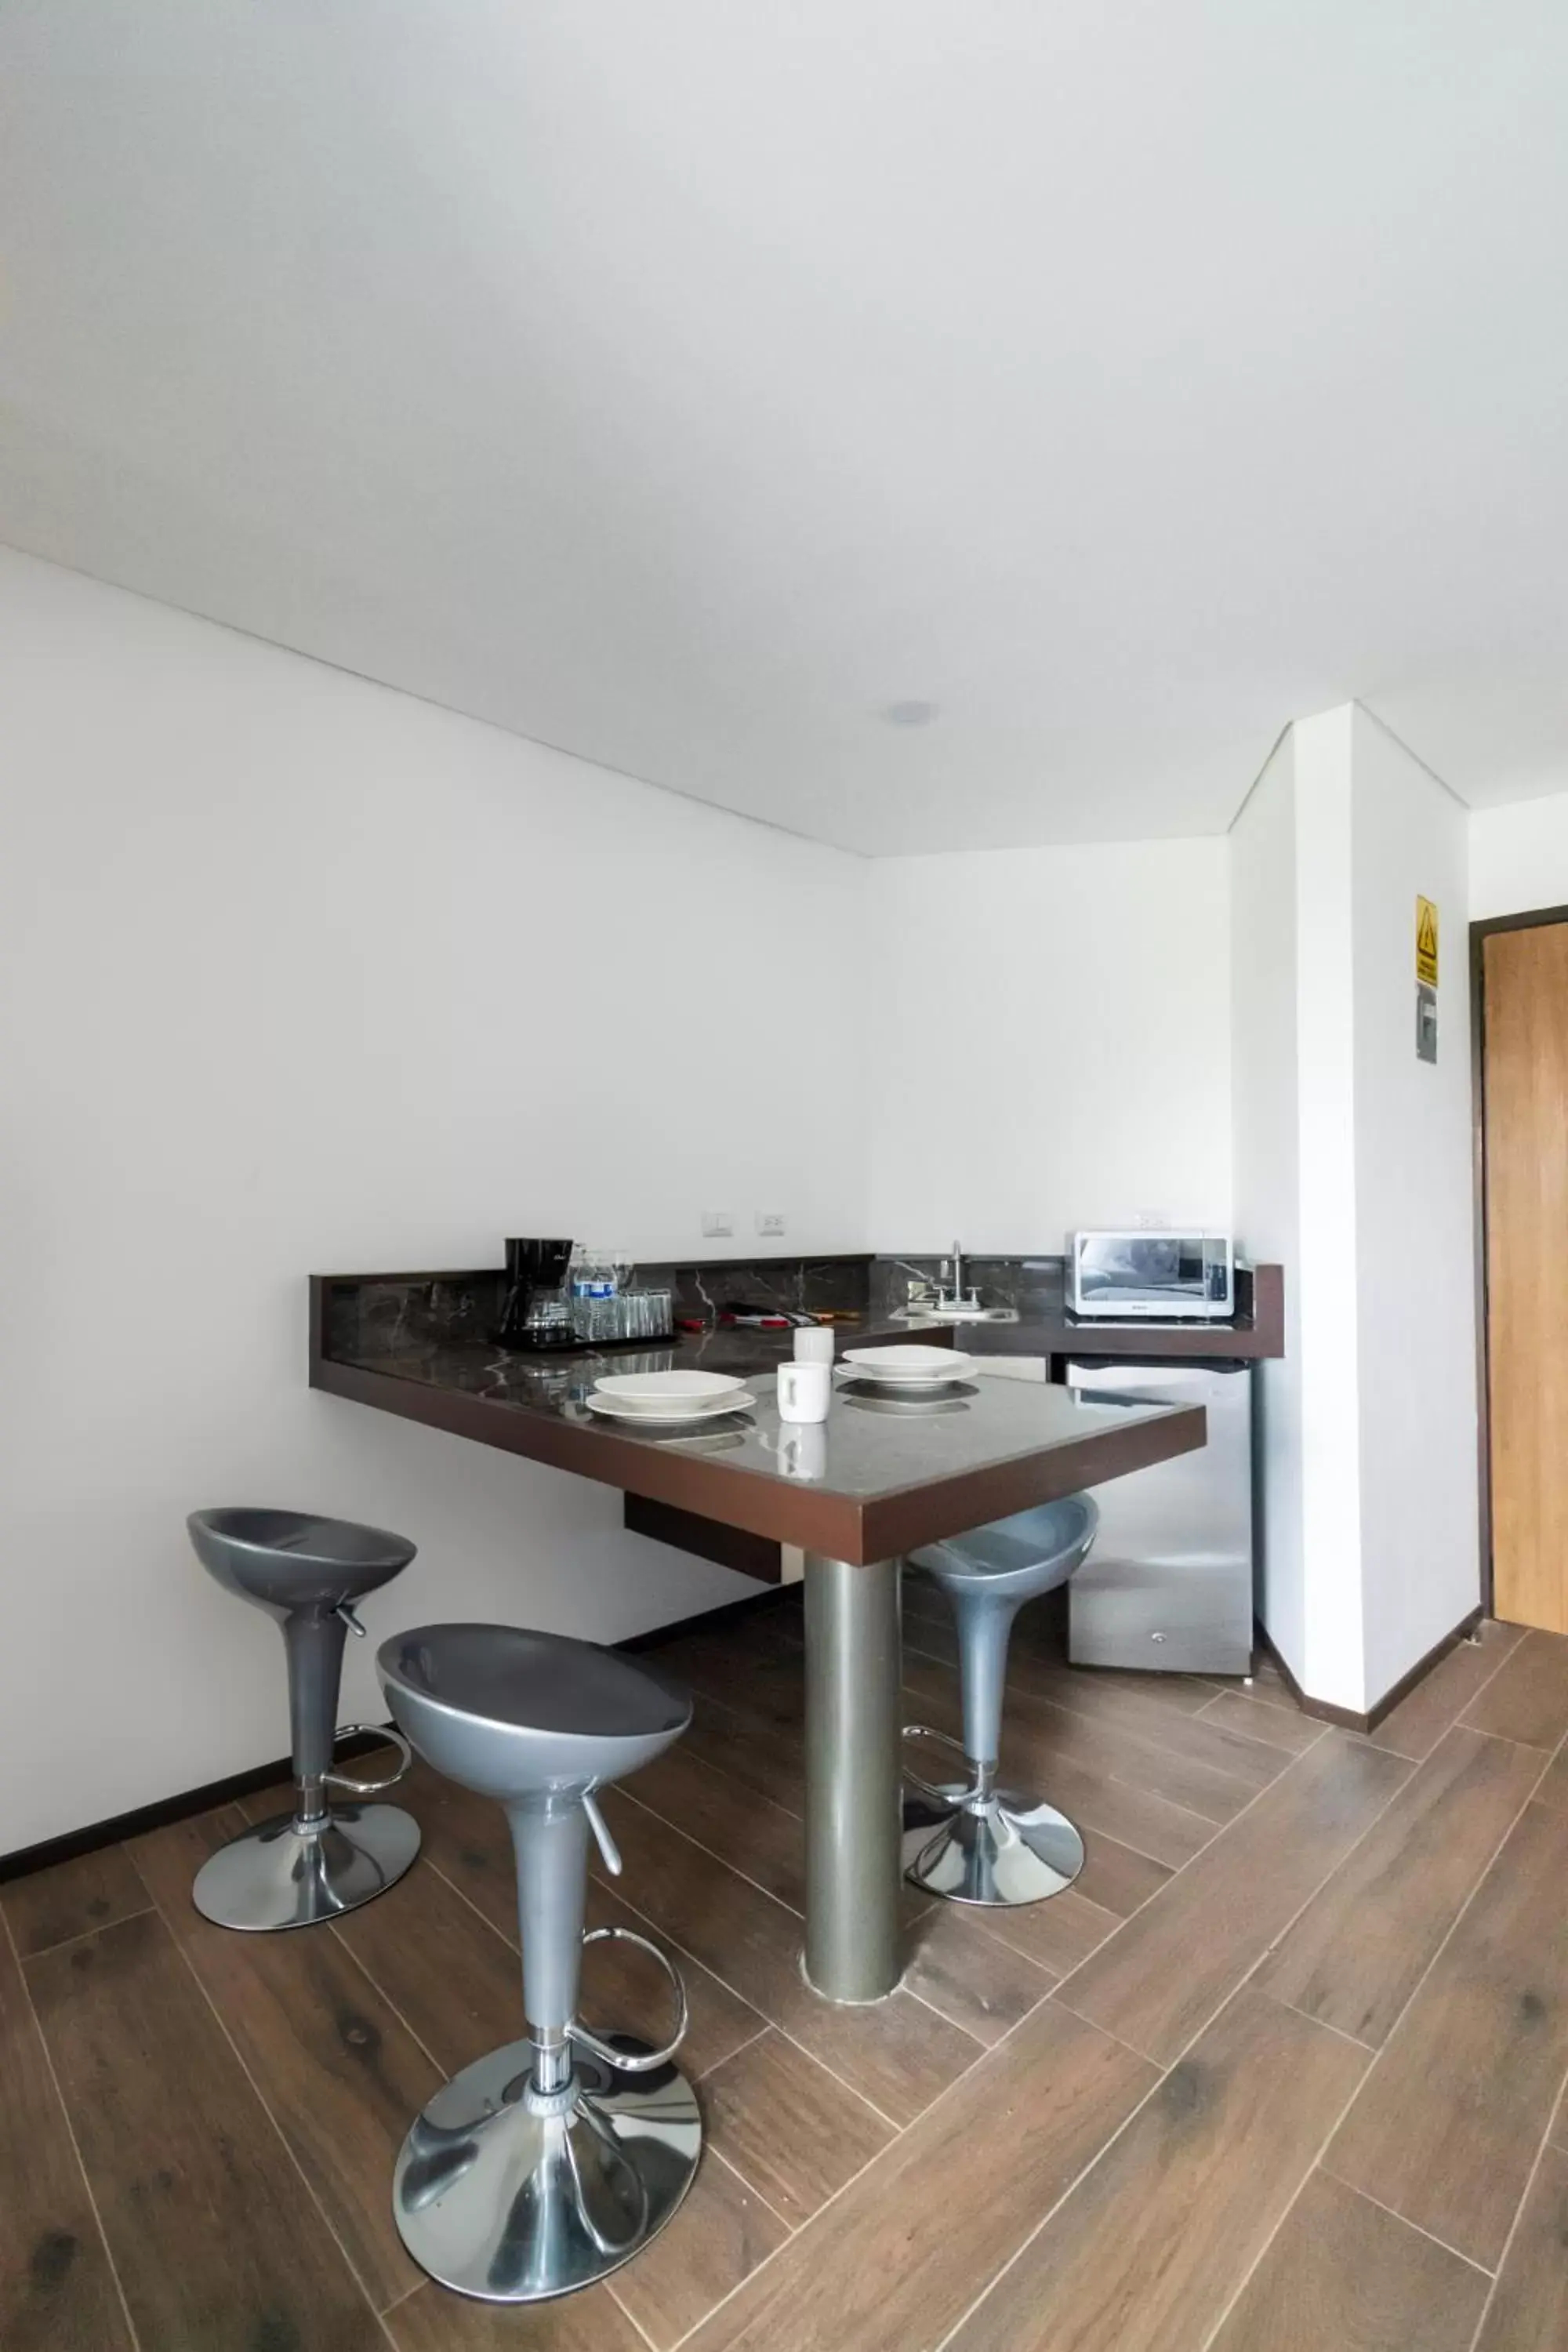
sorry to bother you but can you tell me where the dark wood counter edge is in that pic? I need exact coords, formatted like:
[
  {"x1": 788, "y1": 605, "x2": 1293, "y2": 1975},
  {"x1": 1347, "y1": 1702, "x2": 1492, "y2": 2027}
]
[
  {"x1": 1255, "y1": 1602, "x2": 1486, "y2": 1734},
  {"x1": 623, "y1": 1496, "x2": 787, "y2": 1584},
  {"x1": 987, "y1": 1263, "x2": 1285, "y2": 1363},
  {"x1": 310, "y1": 1345, "x2": 1206, "y2": 1566}
]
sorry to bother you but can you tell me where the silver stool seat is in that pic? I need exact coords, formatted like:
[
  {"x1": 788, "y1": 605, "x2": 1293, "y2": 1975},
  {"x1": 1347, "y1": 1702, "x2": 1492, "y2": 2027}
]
[
  {"x1": 902, "y1": 1494, "x2": 1098, "y2": 1907},
  {"x1": 187, "y1": 1508, "x2": 421, "y2": 1931},
  {"x1": 378, "y1": 1623, "x2": 701, "y2": 2305}
]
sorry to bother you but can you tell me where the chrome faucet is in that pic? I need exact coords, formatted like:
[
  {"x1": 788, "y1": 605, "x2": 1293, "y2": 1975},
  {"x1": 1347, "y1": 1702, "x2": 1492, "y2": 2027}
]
[{"x1": 935, "y1": 1240, "x2": 980, "y2": 1313}]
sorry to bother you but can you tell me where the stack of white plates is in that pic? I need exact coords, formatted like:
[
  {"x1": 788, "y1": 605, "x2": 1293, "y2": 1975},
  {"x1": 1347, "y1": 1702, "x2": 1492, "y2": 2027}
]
[
  {"x1": 838, "y1": 1345, "x2": 977, "y2": 1389},
  {"x1": 585, "y1": 1370, "x2": 756, "y2": 1425}
]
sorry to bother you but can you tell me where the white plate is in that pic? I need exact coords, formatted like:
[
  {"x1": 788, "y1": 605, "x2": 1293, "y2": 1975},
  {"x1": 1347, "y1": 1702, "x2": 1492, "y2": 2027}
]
[
  {"x1": 593, "y1": 1370, "x2": 747, "y2": 1408},
  {"x1": 840, "y1": 1345, "x2": 976, "y2": 1384},
  {"x1": 586, "y1": 1389, "x2": 757, "y2": 1425}
]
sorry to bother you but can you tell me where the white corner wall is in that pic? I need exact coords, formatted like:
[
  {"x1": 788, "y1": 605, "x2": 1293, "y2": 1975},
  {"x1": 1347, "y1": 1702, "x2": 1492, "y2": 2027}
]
[
  {"x1": 1470, "y1": 789, "x2": 1568, "y2": 919},
  {"x1": 1230, "y1": 729, "x2": 1307, "y2": 1681},
  {"x1": 864, "y1": 840, "x2": 1232, "y2": 1250},
  {"x1": 0, "y1": 547, "x2": 870, "y2": 1850},
  {"x1": 1349, "y1": 710, "x2": 1477, "y2": 1704},
  {"x1": 1232, "y1": 703, "x2": 1479, "y2": 1714}
]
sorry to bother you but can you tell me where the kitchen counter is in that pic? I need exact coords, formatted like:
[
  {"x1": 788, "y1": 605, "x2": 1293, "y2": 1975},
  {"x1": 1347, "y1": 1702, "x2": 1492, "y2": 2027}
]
[
  {"x1": 308, "y1": 1272, "x2": 1203, "y2": 1565},
  {"x1": 310, "y1": 1265, "x2": 1206, "y2": 2004},
  {"x1": 894, "y1": 1261, "x2": 1285, "y2": 1362}
]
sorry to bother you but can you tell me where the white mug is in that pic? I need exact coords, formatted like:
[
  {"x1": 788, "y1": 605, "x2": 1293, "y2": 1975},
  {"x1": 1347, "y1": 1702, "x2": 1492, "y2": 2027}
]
[
  {"x1": 777, "y1": 1359, "x2": 831, "y2": 1424},
  {"x1": 793, "y1": 1326, "x2": 835, "y2": 1366}
]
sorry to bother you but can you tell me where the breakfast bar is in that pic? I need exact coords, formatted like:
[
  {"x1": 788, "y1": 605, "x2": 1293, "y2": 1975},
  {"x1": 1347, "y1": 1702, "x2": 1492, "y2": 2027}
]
[{"x1": 312, "y1": 1272, "x2": 1207, "y2": 2001}]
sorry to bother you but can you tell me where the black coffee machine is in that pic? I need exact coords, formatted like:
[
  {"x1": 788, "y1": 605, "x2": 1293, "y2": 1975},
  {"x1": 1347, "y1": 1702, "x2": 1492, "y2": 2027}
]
[{"x1": 494, "y1": 1237, "x2": 575, "y2": 1351}]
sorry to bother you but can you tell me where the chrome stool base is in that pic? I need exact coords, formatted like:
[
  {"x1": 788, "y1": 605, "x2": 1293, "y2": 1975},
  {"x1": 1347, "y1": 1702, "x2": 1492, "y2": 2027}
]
[
  {"x1": 393, "y1": 2034, "x2": 702, "y2": 2303},
  {"x1": 191, "y1": 1803, "x2": 422, "y2": 1932},
  {"x1": 902, "y1": 1781, "x2": 1085, "y2": 1907}
]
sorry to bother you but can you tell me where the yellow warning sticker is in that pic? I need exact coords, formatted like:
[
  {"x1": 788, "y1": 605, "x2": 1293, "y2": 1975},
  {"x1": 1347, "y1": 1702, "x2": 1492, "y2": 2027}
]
[{"x1": 1416, "y1": 896, "x2": 1439, "y2": 989}]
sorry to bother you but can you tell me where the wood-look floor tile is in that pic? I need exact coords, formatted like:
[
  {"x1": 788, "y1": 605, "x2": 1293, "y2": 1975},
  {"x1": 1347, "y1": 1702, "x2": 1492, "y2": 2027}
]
[
  {"x1": 621, "y1": 1746, "x2": 807, "y2": 1911},
  {"x1": 1199, "y1": 1688, "x2": 1327, "y2": 1757},
  {"x1": 1461, "y1": 1628, "x2": 1568, "y2": 1750},
  {"x1": 902, "y1": 1658, "x2": 1216, "y2": 1868},
  {"x1": 1530, "y1": 1740, "x2": 1568, "y2": 1814},
  {"x1": 903, "y1": 1653, "x2": 1263, "y2": 1825},
  {"x1": 699, "y1": 2028, "x2": 892, "y2": 2225},
  {"x1": 1473, "y1": 2144, "x2": 1568, "y2": 2352},
  {"x1": 1, "y1": 1846, "x2": 151, "y2": 1958},
  {"x1": 25, "y1": 1911, "x2": 383, "y2": 2351},
  {"x1": 1207, "y1": 2169, "x2": 1488, "y2": 2352},
  {"x1": 330, "y1": 1857, "x2": 525, "y2": 2078},
  {"x1": 1004, "y1": 1659, "x2": 1301, "y2": 1796},
  {"x1": 0, "y1": 1921, "x2": 133, "y2": 2352},
  {"x1": 1257, "y1": 1725, "x2": 1543, "y2": 2045},
  {"x1": 394, "y1": 1759, "x2": 765, "y2": 2078},
  {"x1": 131, "y1": 1806, "x2": 434, "y2": 2310},
  {"x1": 388, "y1": 2275, "x2": 647, "y2": 2350},
  {"x1": 901, "y1": 1902, "x2": 1054, "y2": 2044},
  {"x1": 971, "y1": 1882, "x2": 1122, "y2": 1976},
  {"x1": 942, "y1": 1987, "x2": 1367, "y2": 2352},
  {"x1": 1325, "y1": 1797, "x2": 1568, "y2": 2268},
  {"x1": 661, "y1": 1638, "x2": 806, "y2": 1740},
  {"x1": 608, "y1": 2152, "x2": 789, "y2": 2350},
  {"x1": 682, "y1": 1697, "x2": 807, "y2": 1809},
  {"x1": 1073, "y1": 1835, "x2": 1172, "y2": 1918},
  {"x1": 593, "y1": 1789, "x2": 983, "y2": 2126},
  {"x1": 683, "y1": 1999, "x2": 1156, "y2": 2352},
  {"x1": 1057, "y1": 1733, "x2": 1411, "y2": 2063},
  {"x1": 1363, "y1": 1621, "x2": 1525, "y2": 1759},
  {"x1": 1023, "y1": 1651, "x2": 1221, "y2": 1719}
]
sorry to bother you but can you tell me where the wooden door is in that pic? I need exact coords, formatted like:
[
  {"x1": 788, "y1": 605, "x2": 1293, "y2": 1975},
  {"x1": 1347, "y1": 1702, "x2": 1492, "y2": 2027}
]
[{"x1": 1484, "y1": 920, "x2": 1568, "y2": 1631}]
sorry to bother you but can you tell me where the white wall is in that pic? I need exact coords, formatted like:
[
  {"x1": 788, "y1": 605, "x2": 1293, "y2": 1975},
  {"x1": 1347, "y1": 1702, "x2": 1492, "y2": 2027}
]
[
  {"x1": 864, "y1": 840, "x2": 1233, "y2": 1251},
  {"x1": 1292, "y1": 707, "x2": 1368, "y2": 1709},
  {"x1": 0, "y1": 548, "x2": 869, "y2": 1850},
  {"x1": 1230, "y1": 730, "x2": 1306, "y2": 1679},
  {"x1": 1470, "y1": 789, "x2": 1568, "y2": 919},
  {"x1": 1231, "y1": 704, "x2": 1479, "y2": 1714},
  {"x1": 1351, "y1": 709, "x2": 1478, "y2": 1703}
]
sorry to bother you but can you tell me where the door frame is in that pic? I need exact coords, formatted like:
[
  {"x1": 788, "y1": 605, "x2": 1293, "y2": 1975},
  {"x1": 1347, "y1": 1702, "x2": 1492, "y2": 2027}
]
[{"x1": 1469, "y1": 901, "x2": 1568, "y2": 1621}]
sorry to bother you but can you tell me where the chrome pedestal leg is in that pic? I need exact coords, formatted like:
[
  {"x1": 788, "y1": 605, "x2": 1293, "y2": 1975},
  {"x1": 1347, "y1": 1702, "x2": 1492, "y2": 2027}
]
[
  {"x1": 392, "y1": 1917, "x2": 701, "y2": 2301},
  {"x1": 191, "y1": 1626, "x2": 421, "y2": 1934},
  {"x1": 803, "y1": 1553, "x2": 902, "y2": 2002}
]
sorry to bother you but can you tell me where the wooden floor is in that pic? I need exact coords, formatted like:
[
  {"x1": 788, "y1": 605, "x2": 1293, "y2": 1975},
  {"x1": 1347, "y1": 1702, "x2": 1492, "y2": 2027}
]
[{"x1": 7, "y1": 1594, "x2": 1568, "y2": 2352}]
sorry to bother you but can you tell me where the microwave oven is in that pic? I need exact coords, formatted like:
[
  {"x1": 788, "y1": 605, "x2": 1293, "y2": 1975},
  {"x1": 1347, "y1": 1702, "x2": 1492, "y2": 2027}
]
[{"x1": 1067, "y1": 1231, "x2": 1235, "y2": 1320}]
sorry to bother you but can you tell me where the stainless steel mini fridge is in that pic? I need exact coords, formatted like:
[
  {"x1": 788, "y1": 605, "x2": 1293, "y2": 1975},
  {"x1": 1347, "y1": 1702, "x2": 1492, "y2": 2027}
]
[{"x1": 1063, "y1": 1356, "x2": 1254, "y2": 1676}]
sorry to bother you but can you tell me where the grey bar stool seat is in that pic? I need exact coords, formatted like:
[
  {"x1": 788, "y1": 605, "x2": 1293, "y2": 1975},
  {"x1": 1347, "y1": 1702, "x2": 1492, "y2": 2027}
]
[
  {"x1": 187, "y1": 1508, "x2": 421, "y2": 1931},
  {"x1": 902, "y1": 1493, "x2": 1099, "y2": 1907},
  {"x1": 378, "y1": 1623, "x2": 701, "y2": 2305}
]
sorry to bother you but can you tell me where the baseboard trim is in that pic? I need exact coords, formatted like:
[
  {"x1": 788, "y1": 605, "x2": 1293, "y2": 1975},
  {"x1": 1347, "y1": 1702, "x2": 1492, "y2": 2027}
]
[
  {"x1": 1257, "y1": 1605, "x2": 1486, "y2": 1735},
  {"x1": 0, "y1": 1587, "x2": 795, "y2": 1885},
  {"x1": 0, "y1": 1729, "x2": 392, "y2": 1886}
]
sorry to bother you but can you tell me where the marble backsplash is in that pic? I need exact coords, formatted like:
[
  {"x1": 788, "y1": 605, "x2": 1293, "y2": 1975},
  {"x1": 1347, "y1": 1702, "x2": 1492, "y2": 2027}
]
[
  {"x1": 867, "y1": 1254, "x2": 1069, "y2": 1319},
  {"x1": 319, "y1": 1251, "x2": 1064, "y2": 1360}
]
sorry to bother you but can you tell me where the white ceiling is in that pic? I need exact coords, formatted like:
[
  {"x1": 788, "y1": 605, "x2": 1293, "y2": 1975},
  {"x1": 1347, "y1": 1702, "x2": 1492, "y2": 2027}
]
[{"x1": 3, "y1": 3, "x2": 1567, "y2": 854}]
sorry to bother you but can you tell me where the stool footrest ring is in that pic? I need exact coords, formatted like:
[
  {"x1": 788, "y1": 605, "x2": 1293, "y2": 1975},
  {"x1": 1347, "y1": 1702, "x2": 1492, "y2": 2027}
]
[
  {"x1": 571, "y1": 1925, "x2": 688, "y2": 2072},
  {"x1": 323, "y1": 1723, "x2": 413, "y2": 1796},
  {"x1": 902, "y1": 1721, "x2": 972, "y2": 1809}
]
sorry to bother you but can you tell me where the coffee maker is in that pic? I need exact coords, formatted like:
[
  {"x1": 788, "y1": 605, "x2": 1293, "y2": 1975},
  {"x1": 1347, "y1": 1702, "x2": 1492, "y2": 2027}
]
[{"x1": 494, "y1": 1237, "x2": 576, "y2": 1351}]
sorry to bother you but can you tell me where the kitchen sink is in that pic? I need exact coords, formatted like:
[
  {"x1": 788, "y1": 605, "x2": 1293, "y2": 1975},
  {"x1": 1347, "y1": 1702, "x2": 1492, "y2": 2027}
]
[{"x1": 891, "y1": 1305, "x2": 1020, "y2": 1324}]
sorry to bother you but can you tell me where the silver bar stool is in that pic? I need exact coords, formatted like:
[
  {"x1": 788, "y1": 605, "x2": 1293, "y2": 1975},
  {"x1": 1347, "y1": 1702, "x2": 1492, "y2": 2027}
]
[
  {"x1": 378, "y1": 1622, "x2": 702, "y2": 2305},
  {"x1": 187, "y1": 1507, "x2": 421, "y2": 1930},
  {"x1": 902, "y1": 1493, "x2": 1099, "y2": 1907}
]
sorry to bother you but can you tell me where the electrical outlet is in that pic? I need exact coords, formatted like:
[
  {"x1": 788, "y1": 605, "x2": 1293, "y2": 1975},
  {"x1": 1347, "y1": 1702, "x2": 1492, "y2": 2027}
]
[
  {"x1": 701, "y1": 1210, "x2": 735, "y2": 1238},
  {"x1": 755, "y1": 1210, "x2": 786, "y2": 1238}
]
